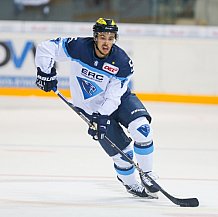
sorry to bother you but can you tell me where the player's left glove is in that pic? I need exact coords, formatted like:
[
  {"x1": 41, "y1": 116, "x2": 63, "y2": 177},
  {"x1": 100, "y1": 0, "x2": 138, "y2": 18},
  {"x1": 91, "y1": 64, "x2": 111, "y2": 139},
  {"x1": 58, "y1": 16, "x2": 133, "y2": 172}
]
[{"x1": 88, "y1": 113, "x2": 110, "y2": 140}]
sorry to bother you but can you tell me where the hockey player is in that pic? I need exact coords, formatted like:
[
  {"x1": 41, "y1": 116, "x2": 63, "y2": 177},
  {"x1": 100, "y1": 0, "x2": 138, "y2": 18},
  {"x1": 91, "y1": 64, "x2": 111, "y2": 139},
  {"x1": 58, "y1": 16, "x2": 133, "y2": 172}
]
[{"x1": 35, "y1": 18, "x2": 159, "y2": 198}]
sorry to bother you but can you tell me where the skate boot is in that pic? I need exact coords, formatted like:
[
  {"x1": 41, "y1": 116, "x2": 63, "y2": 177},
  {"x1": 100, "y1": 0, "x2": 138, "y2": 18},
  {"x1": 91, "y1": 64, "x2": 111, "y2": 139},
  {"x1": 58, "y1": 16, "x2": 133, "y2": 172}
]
[
  {"x1": 117, "y1": 176, "x2": 156, "y2": 199},
  {"x1": 140, "y1": 171, "x2": 159, "y2": 194}
]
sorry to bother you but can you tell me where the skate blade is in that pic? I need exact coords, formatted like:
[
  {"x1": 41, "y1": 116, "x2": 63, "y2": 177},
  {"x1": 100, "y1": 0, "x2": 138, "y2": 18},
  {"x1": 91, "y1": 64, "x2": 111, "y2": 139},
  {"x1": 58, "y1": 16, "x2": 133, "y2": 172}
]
[
  {"x1": 146, "y1": 192, "x2": 159, "y2": 199},
  {"x1": 131, "y1": 193, "x2": 158, "y2": 199}
]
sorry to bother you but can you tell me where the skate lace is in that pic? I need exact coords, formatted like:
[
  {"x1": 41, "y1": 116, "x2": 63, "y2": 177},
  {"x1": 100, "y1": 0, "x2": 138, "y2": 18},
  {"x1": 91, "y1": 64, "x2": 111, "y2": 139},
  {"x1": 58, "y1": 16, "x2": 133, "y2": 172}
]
[{"x1": 129, "y1": 183, "x2": 144, "y2": 193}]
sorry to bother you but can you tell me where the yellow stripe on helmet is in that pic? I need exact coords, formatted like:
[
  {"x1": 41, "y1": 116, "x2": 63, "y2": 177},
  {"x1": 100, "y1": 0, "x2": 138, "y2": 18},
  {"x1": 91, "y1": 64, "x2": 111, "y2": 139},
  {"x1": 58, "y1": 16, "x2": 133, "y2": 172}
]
[
  {"x1": 96, "y1": 18, "x2": 116, "y2": 26},
  {"x1": 111, "y1": 19, "x2": 116, "y2": 26},
  {"x1": 96, "y1": 18, "x2": 107, "y2": 25}
]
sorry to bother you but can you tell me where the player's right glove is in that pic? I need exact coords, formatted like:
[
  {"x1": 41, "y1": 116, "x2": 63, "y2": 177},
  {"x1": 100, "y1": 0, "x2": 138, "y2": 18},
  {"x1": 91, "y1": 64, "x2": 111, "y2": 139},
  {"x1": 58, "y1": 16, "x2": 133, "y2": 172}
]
[
  {"x1": 88, "y1": 112, "x2": 111, "y2": 140},
  {"x1": 36, "y1": 67, "x2": 58, "y2": 92}
]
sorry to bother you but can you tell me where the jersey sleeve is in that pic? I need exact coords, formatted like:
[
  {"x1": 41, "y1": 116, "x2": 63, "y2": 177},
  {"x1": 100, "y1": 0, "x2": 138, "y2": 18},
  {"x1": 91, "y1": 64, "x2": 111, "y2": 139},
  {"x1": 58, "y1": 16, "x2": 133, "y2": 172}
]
[
  {"x1": 35, "y1": 37, "x2": 74, "y2": 74},
  {"x1": 97, "y1": 58, "x2": 134, "y2": 115}
]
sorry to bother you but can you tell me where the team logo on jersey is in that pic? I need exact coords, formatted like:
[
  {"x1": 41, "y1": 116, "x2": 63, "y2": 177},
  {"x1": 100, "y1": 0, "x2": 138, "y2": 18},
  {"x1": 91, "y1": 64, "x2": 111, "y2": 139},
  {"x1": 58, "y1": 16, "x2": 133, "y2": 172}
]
[
  {"x1": 77, "y1": 77, "x2": 103, "y2": 99},
  {"x1": 94, "y1": 61, "x2": 98, "y2": 66},
  {"x1": 102, "y1": 62, "x2": 119, "y2": 74},
  {"x1": 81, "y1": 68, "x2": 103, "y2": 82}
]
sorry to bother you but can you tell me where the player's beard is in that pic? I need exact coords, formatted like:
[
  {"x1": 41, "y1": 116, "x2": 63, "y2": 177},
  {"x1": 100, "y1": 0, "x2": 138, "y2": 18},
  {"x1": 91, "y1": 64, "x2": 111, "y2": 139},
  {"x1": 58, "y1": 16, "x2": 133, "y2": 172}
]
[
  {"x1": 94, "y1": 43, "x2": 111, "y2": 58},
  {"x1": 101, "y1": 43, "x2": 110, "y2": 55}
]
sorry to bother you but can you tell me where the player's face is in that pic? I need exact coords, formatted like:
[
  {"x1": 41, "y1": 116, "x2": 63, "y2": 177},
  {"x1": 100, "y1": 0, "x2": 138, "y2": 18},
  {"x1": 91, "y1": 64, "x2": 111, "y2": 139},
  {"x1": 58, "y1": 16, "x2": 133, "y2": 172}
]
[{"x1": 95, "y1": 32, "x2": 116, "y2": 58}]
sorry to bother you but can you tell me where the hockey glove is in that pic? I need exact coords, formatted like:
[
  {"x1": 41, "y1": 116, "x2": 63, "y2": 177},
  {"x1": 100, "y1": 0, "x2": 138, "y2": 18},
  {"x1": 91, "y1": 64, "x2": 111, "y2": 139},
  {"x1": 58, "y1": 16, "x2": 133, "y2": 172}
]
[
  {"x1": 88, "y1": 113, "x2": 110, "y2": 140},
  {"x1": 36, "y1": 67, "x2": 58, "y2": 92}
]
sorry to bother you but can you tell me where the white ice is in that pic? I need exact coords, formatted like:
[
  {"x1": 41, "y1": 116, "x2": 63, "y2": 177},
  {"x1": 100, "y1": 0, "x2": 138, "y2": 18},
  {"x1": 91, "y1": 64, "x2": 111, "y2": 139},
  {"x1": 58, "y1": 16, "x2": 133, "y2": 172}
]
[{"x1": 0, "y1": 96, "x2": 218, "y2": 217}]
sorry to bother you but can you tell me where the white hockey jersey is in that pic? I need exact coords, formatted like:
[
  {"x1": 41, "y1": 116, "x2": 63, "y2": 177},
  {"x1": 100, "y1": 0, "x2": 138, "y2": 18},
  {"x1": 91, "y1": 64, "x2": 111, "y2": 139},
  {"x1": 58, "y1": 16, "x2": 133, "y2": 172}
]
[{"x1": 35, "y1": 37, "x2": 133, "y2": 115}]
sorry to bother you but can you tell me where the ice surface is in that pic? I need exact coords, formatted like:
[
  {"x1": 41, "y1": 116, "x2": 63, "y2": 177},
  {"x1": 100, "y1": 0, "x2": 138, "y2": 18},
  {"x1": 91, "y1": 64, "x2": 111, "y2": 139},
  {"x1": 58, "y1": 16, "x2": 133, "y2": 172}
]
[{"x1": 0, "y1": 96, "x2": 218, "y2": 217}]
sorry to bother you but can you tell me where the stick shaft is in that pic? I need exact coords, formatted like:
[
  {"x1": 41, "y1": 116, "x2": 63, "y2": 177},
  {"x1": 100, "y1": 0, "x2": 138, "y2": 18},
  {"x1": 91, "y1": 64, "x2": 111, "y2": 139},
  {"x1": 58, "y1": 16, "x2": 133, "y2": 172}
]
[{"x1": 52, "y1": 88, "x2": 199, "y2": 207}]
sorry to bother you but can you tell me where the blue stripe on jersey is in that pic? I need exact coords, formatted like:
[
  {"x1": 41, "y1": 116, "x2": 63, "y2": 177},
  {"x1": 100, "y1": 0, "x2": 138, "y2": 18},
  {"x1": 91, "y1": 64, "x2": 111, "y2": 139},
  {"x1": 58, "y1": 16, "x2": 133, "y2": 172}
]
[
  {"x1": 62, "y1": 38, "x2": 131, "y2": 82},
  {"x1": 62, "y1": 39, "x2": 112, "y2": 77},
  {"x1": 114, "y1": 164, "x2": 135, "y2": 175},
  {"x1": 74, "y1": 58, "x2": 113, "y2": 78},
  {"x1": 134, "y1": 142, "x2": 154, "y2": 155},
  {"x1": 62, "y1": 38, "x2": 71, "y2": 57}
]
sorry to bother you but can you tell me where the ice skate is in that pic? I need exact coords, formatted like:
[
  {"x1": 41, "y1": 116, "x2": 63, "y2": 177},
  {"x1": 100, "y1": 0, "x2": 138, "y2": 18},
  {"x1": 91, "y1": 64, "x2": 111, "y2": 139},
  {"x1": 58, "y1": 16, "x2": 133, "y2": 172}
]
[
  {"x1": 117, "y1": 176, "x2": 156, "y2": 199},
  {"x1": 140, "y1": 171, "x2": 159, "y2": 198}
]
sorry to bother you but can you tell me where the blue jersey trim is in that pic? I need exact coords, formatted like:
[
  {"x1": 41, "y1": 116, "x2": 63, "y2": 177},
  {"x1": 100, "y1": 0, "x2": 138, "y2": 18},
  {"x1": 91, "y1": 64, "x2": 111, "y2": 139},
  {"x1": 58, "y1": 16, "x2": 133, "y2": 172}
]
[
  {"x1": 74, "y1": 58, "x2": 131, "y2": 83},
  {"x1": 62, "y1": 38, "x2": 71, "y2": 57},
  {"x1": 74, "y1": 58, "x2": 113, "y2": 78},
  {"x1": 62, "y1": 38, "x2": 130, "y2": 82}
]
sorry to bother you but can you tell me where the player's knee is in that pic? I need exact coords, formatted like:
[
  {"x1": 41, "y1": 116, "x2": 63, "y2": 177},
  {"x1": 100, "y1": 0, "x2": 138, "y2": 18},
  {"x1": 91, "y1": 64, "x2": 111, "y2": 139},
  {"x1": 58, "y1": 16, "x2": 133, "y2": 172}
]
[{"x1": 128, "y1": 116, "x2": 153, "y2": 145}]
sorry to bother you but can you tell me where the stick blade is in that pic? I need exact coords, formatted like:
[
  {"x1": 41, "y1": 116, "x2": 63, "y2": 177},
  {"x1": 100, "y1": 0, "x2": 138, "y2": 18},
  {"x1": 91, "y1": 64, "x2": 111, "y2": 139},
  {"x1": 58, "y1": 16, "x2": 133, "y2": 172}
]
[{"x1": 177, "y1": 198, "x2": 199, "y2": 207}]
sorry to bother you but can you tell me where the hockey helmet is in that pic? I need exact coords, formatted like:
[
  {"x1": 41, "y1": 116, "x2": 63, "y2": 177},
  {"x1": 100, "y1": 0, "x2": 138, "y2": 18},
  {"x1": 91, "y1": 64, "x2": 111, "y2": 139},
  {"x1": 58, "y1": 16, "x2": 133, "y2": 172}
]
[{"x1": 93, "y1": 18, "x2": 118, "y2": 39}]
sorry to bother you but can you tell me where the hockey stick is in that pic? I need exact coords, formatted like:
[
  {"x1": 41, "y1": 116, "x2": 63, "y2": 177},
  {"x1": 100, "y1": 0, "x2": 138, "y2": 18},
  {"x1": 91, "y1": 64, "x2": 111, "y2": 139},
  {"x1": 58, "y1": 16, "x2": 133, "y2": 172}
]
[{"x1": 52, "y1": 88, "x2": 199, "y2": 207}]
